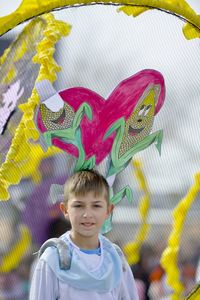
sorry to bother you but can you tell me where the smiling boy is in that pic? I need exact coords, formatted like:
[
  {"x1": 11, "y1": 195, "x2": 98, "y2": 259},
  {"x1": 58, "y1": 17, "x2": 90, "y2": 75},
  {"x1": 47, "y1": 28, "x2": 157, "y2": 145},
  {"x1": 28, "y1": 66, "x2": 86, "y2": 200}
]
[{"x1": 29, "y1": 170, "x2": 139, "y2": 300}]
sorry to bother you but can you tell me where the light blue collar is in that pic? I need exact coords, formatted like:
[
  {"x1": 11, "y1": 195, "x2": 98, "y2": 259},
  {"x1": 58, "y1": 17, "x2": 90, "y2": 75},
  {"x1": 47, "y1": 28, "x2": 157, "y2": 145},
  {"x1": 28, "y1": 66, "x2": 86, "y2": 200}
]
[
  {"x1": 41, "y1": 232, "x2": 122, "y2": 293},
  {"x1": 80, "y1": 247, "x2": 101, "y2": 256}
]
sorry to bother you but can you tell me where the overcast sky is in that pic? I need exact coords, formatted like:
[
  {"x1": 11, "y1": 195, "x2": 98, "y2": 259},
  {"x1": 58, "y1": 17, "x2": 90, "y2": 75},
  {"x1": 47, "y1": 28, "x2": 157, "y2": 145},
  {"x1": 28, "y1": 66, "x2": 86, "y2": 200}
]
[{"x1": 1, "y1": 1, "x2": 200, "y2": 197}]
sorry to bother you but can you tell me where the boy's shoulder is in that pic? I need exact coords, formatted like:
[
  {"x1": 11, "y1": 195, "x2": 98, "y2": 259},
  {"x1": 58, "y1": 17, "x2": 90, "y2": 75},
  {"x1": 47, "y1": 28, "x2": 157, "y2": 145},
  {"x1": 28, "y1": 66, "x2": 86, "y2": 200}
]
[
  {"x1": 38, "y1": 232, "x2": 127, "y2": 272},
  {"x1": 39, "y1": 234, "x2": 71, "y2": 270},
  {"x1": 99, "y1": 234, "x2": 123, "y2": 254},
  {"x1": 37, "y1": 233, "x2": 125, "y2": 292},
  {"x1": 99, "y1": 235, "x2": 128, "y2": 272}
]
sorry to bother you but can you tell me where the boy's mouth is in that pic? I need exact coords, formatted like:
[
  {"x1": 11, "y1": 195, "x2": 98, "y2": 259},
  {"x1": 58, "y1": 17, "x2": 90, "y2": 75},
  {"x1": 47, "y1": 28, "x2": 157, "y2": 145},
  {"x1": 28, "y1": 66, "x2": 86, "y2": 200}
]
[{"x1": 81, "y1": 222, "x2": 95, "y2": 227}]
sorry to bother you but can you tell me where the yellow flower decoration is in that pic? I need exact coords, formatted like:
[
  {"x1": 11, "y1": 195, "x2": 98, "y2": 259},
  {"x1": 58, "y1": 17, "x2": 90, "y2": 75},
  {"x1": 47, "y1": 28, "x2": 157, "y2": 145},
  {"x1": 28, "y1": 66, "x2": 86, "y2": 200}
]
[
  {"x1": 0, "y1": 13, "x2": 71, "y2": 200},
  {"x1": 123, "y1": 159, "x2": 150, "y2": 265},
  {"x1": 0, "y1": 0, "x2": 200, "y2": 40},
  {"x1": 0, "y1": 224, "x2": 31, "y2": 273},
  {"x1": 161, "y1": 172, "x2": 200, "y2": 300}
]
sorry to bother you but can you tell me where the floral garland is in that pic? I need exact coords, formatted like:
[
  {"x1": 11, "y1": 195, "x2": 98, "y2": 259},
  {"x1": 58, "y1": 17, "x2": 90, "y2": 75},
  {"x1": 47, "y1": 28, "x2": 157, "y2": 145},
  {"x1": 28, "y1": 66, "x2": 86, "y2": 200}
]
[
  {"x1": 0, "y1": 13, "x2": 71, "y2": 200},
  {"x1": 123, "y1": 159, "x2": 150, "y2": 265},
  {"x1": 0, "y1": 0, "x2": 200, "y2": 40},
  {"x1": 0, "y1": 225, "x2": 31, "y2": 273},
  {"x1": 160, "y1": 172, "x2": 200, "y2": 300}
]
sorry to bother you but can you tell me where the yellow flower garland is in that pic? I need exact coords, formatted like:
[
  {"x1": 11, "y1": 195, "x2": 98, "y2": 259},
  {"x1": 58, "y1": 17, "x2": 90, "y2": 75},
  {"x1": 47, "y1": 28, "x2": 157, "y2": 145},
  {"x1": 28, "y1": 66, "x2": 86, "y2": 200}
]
[
  {"x1": 123, "y1": 161, "x2": 200, "y2": 300},
  {"x1": 0, "y1": 224, "x2": 31, "y2": 273},
  {"x1": 0, "y1": 13, "x2": 71, "y2": 200},
  {"x1": 161, "y1": 172, "x2": 200, "y2": 300},
  {"x1": 0, "y1": 0, "x2": 200, "y2": 40},
  {"x1": 123, "y1": 159, "x2": 150, "y2": 265}
]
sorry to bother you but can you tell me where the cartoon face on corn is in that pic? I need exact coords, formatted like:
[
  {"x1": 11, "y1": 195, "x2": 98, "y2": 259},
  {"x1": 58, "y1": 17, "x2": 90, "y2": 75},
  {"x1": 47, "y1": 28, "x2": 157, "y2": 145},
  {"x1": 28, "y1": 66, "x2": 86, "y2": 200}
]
[
  {"x1": 118, "y1": 85, "x2": 160, "y2": 158},
  {"x1": 39, "y1": 102, "x2": 75, "y2": 131}
]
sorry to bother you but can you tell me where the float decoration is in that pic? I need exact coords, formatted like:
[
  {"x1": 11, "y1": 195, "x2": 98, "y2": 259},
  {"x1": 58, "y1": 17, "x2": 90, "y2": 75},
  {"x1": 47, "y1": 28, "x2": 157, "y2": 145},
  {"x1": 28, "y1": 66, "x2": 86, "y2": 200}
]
[
  {"x1": 123, "y1": 159, "x2": 150, "y2": 265},
  {"x1": 0, "y1": 14, "x2": 70, "y2": 200},
  {"x1": 161, "y1": 173, "x2": 200, "y2": 300},
  {"x1": 0, "y1": 224, "x2": 31, "y2": 273},
  {"x1": 0, "y1": 0, "x2": 200, "y2": 40},
  {"x1": 35, "y1": 69, "x2": 165, "y2": 172}
]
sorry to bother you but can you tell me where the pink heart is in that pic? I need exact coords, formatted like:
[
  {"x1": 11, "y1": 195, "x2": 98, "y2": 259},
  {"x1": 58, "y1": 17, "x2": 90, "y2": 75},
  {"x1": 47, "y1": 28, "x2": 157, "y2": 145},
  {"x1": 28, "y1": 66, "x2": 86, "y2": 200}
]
[{"x1": 37, "y1": 69, "x2": 165, "y2": 164}]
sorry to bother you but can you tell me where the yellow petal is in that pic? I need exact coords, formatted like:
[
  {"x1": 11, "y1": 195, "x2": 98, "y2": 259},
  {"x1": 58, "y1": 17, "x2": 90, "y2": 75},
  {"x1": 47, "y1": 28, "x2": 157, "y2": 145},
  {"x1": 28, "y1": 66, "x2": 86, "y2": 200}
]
[
  {"x1": 118, "y1": 6, "x2": 151, "y2": 17},
  {"x1": 0, "y1": 185, "x2": 9, "y2": 200},
  {"x1": 2, "y1": 163, "x2": 22, "y2": 184},
  {"x1": 183, "y1": 21, "x2": 200, "y2": 40}
]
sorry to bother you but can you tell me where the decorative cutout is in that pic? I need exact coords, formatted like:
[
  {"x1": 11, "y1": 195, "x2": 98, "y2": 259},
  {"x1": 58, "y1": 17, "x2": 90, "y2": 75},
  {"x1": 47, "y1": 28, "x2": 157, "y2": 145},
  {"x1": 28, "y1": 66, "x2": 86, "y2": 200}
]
[
  {"x1": 0, "y1": 80, "x2": 24, "y2": 134},
  {"x1": 36, "y1": 69, "x2": 165, "y2": 173}
]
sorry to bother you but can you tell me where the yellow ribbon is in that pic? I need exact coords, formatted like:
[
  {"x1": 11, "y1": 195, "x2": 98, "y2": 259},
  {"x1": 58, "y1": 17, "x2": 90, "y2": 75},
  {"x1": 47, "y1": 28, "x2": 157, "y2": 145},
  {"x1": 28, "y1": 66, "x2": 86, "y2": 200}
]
[
  {"x1": 161, "y1": 173, "x2": 200, "y2": 300},
  {"x1": 123, "y1": 159, "x2": 150, "y2": 265},
  {"x1": 0, "y1": 225, "x2": 31, "y2": 273},
  {"x1": 0, "y1": 0, "x2": 200, "y2": 40}
]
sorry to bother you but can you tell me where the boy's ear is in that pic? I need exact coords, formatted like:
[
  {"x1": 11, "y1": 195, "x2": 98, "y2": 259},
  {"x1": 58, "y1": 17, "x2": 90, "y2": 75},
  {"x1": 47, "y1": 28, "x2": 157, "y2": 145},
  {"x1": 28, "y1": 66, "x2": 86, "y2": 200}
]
[
  {"x1": 60, "y1": 202, "x2": 68, "y2": 217},
  {"x1": 108, "y1": 204, "x2": 114, "y2": 215}
]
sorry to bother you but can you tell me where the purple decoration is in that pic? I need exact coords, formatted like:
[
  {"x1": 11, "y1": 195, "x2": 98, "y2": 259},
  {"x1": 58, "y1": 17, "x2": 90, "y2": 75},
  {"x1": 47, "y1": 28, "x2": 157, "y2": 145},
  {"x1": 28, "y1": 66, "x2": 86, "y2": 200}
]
[{"x1": 22, "y1": 175, "x2": 67, "y2": 245}]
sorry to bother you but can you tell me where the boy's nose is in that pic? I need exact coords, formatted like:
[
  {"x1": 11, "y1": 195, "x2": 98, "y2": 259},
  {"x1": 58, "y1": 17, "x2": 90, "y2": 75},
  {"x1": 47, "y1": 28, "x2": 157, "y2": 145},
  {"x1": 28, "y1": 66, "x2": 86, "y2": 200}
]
[{"x1": 83, "y1": 209, "x2": 93, "y2": 218}]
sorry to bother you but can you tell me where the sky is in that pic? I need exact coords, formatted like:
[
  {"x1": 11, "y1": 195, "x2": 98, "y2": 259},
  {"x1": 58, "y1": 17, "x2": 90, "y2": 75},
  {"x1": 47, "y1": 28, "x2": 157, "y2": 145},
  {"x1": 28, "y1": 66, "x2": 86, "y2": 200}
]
[{"x1": 1, "y1": 0, "x2": 200, "y2": 199}]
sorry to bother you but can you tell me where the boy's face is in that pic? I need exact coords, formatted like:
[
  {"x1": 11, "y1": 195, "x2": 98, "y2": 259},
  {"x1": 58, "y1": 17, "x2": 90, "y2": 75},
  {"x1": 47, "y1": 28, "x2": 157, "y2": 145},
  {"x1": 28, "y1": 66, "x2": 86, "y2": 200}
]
[{"x1": 60, "y1": 191, "x2": 113, "y2": 243}]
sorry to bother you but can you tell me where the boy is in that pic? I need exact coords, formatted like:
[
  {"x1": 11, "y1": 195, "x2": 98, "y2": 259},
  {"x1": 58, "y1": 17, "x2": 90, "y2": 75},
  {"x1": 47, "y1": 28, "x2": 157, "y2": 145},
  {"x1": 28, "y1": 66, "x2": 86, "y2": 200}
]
[{"x1": 29, "y1": 169, "x2": 139, "y2": 299}]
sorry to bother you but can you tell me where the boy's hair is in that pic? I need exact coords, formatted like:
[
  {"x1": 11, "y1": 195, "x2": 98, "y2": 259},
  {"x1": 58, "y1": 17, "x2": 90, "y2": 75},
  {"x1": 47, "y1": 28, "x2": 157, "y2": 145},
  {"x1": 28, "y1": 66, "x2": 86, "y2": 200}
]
[{"x1": 63, "y1": 169, "x2": 110, "y2": 205}]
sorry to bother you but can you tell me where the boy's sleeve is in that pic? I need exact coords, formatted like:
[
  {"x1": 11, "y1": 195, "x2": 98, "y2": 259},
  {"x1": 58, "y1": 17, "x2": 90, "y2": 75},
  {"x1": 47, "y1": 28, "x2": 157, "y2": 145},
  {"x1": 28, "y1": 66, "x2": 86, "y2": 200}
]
[
  {"x1": 121, "y1": 262, "x2": 139, "y2": 300},
  {"x1": 29, "y1": 258, "x2": 59, "y2": 300}
]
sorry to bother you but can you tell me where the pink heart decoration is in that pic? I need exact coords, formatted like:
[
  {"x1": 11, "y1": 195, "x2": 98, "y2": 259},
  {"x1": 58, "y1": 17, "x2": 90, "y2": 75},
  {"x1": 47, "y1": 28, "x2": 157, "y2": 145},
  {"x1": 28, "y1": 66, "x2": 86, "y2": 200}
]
[{"x1": 37, "y1": 69, "x2": 165, "y2": 164}]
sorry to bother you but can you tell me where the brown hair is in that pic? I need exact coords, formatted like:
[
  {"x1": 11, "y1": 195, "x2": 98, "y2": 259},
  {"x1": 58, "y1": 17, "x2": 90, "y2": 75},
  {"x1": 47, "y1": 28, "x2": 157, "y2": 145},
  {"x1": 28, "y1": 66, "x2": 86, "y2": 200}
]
[{"x1": 63, "y1": 169, "x2": 110, "y2": 205}]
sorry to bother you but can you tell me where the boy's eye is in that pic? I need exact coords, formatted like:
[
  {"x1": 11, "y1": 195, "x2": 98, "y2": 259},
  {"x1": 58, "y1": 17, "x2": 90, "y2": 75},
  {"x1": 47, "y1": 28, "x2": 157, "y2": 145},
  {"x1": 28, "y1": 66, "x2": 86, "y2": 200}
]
[
  {"x1": 73, "y1": 205, "x2": 82, "y2": 208},
  {"x1": 94, "y1": 204, "x2": 102, "y2": 208}
]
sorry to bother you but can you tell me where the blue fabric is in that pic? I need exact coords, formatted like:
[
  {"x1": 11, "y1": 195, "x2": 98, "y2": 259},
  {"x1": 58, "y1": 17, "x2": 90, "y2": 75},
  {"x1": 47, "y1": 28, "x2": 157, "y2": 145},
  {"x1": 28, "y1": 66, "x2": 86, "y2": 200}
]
[
  {"x1": 80, "y1": 247, "x2": 101, "y2": 256},
  {"x1": 40, "y1": 233, "x2": 122, "y2": 293}
]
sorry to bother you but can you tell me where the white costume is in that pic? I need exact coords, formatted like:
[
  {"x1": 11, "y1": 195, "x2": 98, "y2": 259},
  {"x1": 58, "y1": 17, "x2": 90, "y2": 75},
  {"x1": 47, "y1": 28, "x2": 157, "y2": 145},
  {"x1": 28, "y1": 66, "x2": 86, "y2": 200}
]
[{"x1": 29, "y1": 231, "x2": 139, "y2": 300}]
